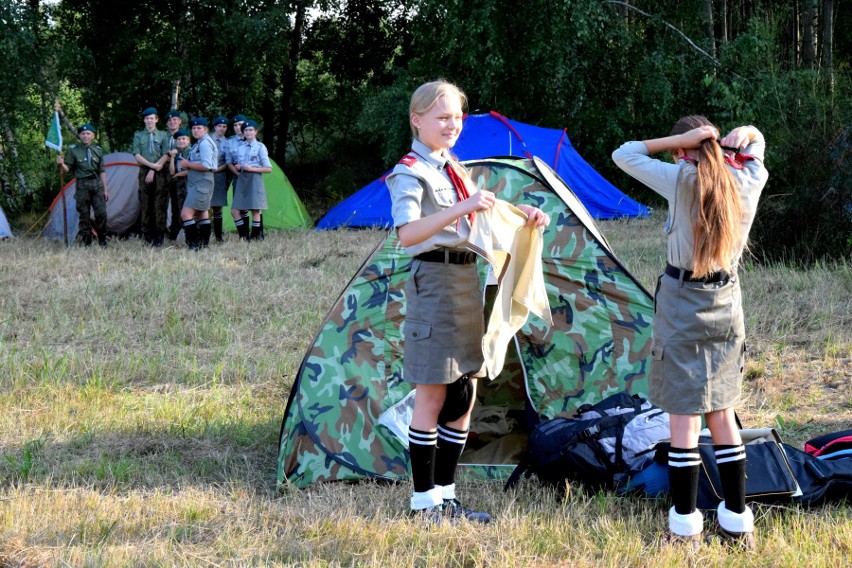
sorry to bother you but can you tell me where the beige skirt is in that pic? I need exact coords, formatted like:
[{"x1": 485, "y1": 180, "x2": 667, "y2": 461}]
[
  {"x1": 184, "y1": 171, "x2": 213, "y2": 211},
  {"x1": 403, "y1": 259, "x2": 485, "y2": 385},
  {"x1": 648, "y1": 272, "x2": 746, "y2": 415}
]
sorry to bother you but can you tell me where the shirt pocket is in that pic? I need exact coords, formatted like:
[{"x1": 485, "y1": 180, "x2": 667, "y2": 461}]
[{"x1": 432, "y1": 185, "x2": 457, "y2": 208}]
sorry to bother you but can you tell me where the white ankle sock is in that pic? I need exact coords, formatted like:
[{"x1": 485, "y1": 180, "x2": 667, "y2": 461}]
[
  {"x1": 669, "y1": 507, "x2": 704, "y2": 536},
  {"x1": 717, "y1": 502, "x2": 754, "y2": 533},
  {"x1": 410, "y1": 487, "x2": 443, "y2": 510}
]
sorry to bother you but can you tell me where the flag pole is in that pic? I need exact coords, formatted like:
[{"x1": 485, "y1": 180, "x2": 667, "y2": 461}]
[{"x1": 47, "y1": 102, "x2": 68, "y2": 245}]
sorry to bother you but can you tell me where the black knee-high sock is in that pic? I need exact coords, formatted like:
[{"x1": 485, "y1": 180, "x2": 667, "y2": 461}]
[
  {"x1": 212, "y1": 212, "x2": 223, "y2": 241},
  {"x1": 715, "y1": 444, "x2": 746, "y2": 514},
  {"x1": 435, "y1": 424, "x2": 468, "y2": 489},
  {"x1": 408, "y1": 428, "x2": 437, "y2": 494},
  {"x1": 235, "y1": 218, "x2": 249, "y2": 239},
  {"x1": 198, "y1": 219, "x2": 212, "y2": 247},
  {"x1": 668, "y1": 446, "x2": 701, "y2": 515},
  {"x1": 182, "y1": 219, "x2": 198, "y2": 250}
]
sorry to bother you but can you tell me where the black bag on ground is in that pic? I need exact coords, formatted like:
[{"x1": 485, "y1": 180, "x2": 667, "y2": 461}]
[{"x1": 504, "y1": 392, "x2": 669, "y2": 491}]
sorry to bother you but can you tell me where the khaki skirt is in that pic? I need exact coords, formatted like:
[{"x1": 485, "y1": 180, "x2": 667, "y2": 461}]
[
  {"x1": 403, "y1": 259, "x2": 485, "y2": 385},
  {"x1": 211, "y1": 171, "x2": 229, "y2": 207},
  {"x1": 232, "y1": 172, "x2": 267, "y2": 210},
  {"x1": 184, "y1": 171, "x2": 214, "y2": 211},
  {"x1": 649, "y1": 272, "x2": 746, "y2": 415}
]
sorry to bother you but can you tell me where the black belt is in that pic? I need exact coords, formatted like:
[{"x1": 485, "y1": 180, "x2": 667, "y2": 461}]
[
  {"x1": 77, "y1": 175, "x2": 98, "y2": 181},
  {"x1": 665, "y1": 263, "x2": 729, "y2": 283},
  {"x1": 415, "y1": 249, "x2": 477, "y2": 265}
]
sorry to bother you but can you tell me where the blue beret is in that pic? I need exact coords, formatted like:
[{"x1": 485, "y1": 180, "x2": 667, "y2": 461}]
[
  {"x1": 213, "y1": 116, "x2": 228, "y2": 126},
  {"x1": 166, "y1": 109, "x2": 182, "y2": 119},
  {"x1": 77, "y1": 123, "x2": 96, "y2": 134},
  {"x1": 189, "y1": 117, "x2": 208, "y2": 127},
  {"x1": 141, "y1": 107, "x2": 158, "y2": 117},
  {"x1": 232, "y1": 114, "x2": 247, "y2": 123},
  {"x1": 243, "y1": 120, "x2": 258, "y2": 129},
  {"x1": 174, "y1": 129, "x2": 190, "y2": 139}
]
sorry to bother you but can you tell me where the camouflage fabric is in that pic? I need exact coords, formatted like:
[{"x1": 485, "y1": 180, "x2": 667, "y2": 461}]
[
  {"x1": 277, "y1": 158, "x2": 654, "y2": 489},
  {"x1": 75, "y1": 176, "x2": 107, "y2": 241}
]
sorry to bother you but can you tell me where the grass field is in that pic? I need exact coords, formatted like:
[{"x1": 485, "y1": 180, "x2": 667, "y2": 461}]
[{"x1": 0, "y1": 212, "x2": 850, "y2": 566}]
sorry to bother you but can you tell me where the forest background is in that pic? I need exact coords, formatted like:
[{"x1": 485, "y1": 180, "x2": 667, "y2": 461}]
[{"x1": 0, "y1": 0, "x2": 850, "y2": 261}]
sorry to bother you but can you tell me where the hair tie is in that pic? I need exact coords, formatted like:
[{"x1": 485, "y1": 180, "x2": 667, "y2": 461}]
[{"x1": 716, "y1": 138, "x2": 740, "y2": 154}]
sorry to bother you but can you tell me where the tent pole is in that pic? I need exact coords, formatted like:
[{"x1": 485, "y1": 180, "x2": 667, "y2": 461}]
[{"x1": 59, "y1": 165, "x2": 67, "y2": 246}]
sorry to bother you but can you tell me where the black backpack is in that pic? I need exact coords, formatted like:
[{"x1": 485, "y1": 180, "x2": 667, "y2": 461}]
[{"x1": 505, "y1": 392, "x2": 669, "y2": 492}]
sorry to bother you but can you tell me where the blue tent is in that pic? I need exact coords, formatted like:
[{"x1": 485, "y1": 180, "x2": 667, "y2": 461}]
[
  {"x1": 317, "y1": 111, "x2": 649, "y2": 230},
  {"x1": 0, "y1": 204, "x2": 12, "y2": 239}
]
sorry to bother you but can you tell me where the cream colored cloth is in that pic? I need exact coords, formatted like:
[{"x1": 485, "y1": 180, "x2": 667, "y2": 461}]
[{"x1": 467, "y1": 200, "x2": 553, "y2": 378}]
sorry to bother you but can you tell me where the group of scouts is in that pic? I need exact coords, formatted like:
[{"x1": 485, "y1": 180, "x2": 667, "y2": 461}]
[{"x1": 58, "y1": 107, "x2": 272, "y2": 249}]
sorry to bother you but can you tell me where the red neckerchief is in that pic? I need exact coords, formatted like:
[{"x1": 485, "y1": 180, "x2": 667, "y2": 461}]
[{"x1": 444, "y1": 158, "x2": 475, "y2": 226}]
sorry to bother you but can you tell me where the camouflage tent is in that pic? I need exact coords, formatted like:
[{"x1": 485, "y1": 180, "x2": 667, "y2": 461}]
[{"x1": 277, "y1": 157, "x2": 654, "y2": 488}]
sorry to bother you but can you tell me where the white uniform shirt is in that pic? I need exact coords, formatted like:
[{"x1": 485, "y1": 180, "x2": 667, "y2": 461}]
[
  {"x1": 386, "y1": 139, "x2": 473, "y2": 257},
  {"x1": 612, "y1": 132, "x2": 768, "y2": 271}
]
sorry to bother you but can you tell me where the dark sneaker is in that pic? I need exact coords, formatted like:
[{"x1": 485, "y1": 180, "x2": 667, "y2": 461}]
[
  {"x1": 442, "y1": 498, "x2": 491, "y2": 524},
  {"x1": 663, "y1": 531, "x2": 702, "y2": 553},
  {"x1": 714, "y1": 524, "x2": 756, "y2": 551},
  {"x1": 409, "y1": 504, "x2": 444, "y2": 524}
]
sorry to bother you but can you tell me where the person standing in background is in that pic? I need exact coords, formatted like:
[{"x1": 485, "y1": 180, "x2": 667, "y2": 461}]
[
  {"x1": 226, "y1": 114, "x2": 249, "y2": 237},
  {"x1": 162, "y1": 109, "x2": 185, "y2": 241},
  {"x1": 179, "y1": 117, "x2": 217, "y2": 250},
  {"x1": 57, "y1": 123, "x2": 110, "y2": 247},
  {"x1": 168, "y1": 128, "x2": 192, "y2": 240},
  {"x1": 230, "y1": 120, "x2": 271, "y2": 241},
  {"x1": 210, "y1": 116, "x2": 230, "y2": 242},
  {"x1": 132, "y1": 107, "x2": 169, "y2": 246}
]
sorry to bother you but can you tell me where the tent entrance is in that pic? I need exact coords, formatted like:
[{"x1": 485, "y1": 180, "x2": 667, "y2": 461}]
[
  {"x1": 460, "y1": 282, "x2": 533, "y2": 473},
  {"x1": 462, "y1": 335, "x2": 531, "y2": 472}
]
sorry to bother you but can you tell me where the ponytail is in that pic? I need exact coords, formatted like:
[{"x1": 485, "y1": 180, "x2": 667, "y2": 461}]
[{"x1": 670, "y1": 116, "x2": 743, "y2": 277}]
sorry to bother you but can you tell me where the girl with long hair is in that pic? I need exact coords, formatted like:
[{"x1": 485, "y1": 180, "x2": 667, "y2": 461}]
[{"x1": 613, "y1": 117, "x2": 768, "y2": 550}]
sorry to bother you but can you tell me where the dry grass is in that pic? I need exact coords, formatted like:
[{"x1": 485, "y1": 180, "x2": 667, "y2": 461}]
[{"x1": 0, "y1": 213, "x2": 850, "y2": 566}]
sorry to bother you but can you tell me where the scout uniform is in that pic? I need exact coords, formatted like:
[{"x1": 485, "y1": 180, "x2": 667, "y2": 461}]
[
  {"x1": 226, "y1": 114, "x2": 250, "y2": 232},
  {"x1": 612, "y1": 127, "x2": 769, "y2": 548},
  {"x1": 169, "y1": 129, "x2": 191, "y2": 220},
  {"x1": 386, "y1": 138, "x2": 485, "y2": 386},
  {"x1": 612, "y1": 134, "x2": 768, "y2": 415},
  {"x1": 131, "y1": 107, "x2": 169, "y2": 245},
  {"x1": 386, "y1": 137, "x2": 491, "y2": 524},
  {"x1": 211, "y1": 116, "x2": 231, "y2": 208},
  {"x1": 230, "y1": 120, "x2": 271, "y2": 240},
  {"x1": 161, "y1": 109, "x2": 184, "y2": 240},
  {"x1": 181, "y1": 117, "x2": 217, "y2": 250},
  {"x1": 64, "y1": 124, "x2": 108, "y2": 246},
  {"x1": 210, "y1": 116, "x2": 230, "y2": 242}
]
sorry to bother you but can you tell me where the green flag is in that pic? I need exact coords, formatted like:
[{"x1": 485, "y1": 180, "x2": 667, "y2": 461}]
[{"x1": 44, "y1": 111, "x2": 62, "y2": 151}]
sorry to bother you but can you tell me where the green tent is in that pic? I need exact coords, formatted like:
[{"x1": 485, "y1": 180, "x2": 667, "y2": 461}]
[
  {"x1": 277, "y1": 157, "x2": 654, "y2": 488},
  {"x1": 223, "y1": 159, "x2": 312, "y2": 230}
]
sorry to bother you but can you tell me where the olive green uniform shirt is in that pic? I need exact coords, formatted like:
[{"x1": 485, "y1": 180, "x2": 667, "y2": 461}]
[
  {"x1": 65, "y1": 143, "x2": 105, "y2": 179},
  {"x1": 132, "y1": 129, "x2": 168, "y2": 164}
]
